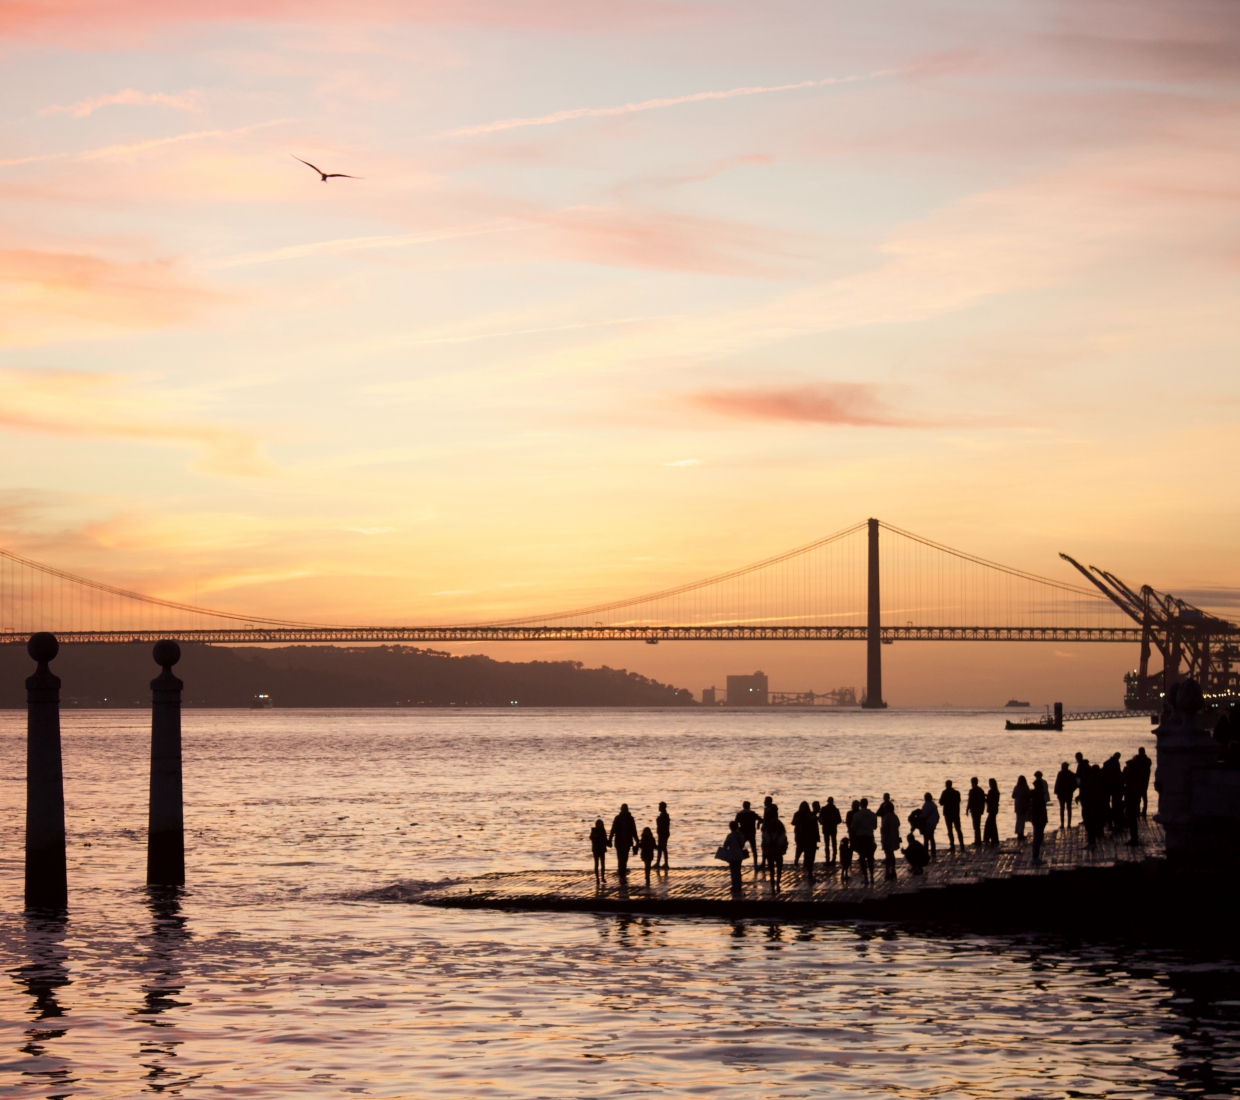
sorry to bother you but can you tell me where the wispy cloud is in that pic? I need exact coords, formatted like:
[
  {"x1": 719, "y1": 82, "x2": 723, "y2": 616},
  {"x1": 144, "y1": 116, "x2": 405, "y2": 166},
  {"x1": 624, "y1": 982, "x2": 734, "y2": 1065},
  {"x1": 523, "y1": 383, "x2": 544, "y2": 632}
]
[
  {"x1": 690, "y1": 383, "x2": 923, "y2": 427},
  {"x1": 0, "y1": 246, "x2": 224, "y2": 347},
  {"x1": 0, "y1": 118, "x2": 291, "y2": 168},
  {"x1": 41, "y1": 88, "x2": 200, "y2": 118},
  {"x1": 0, "y1": 368, "x2": 273, "y2": 477},
  {"x1": 211, "y1": 223, "x2": 521, "y2": 268},
  {"x1": 440, "y1": 71, "x2": 892, "y2": 138}
]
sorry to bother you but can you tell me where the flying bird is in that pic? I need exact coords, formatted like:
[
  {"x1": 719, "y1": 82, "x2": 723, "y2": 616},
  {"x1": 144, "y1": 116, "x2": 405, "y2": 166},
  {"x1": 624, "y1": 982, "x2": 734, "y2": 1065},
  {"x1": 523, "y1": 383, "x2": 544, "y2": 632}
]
[{"x1": 292, "y1": 155, "x2": 362, "y2": 182}]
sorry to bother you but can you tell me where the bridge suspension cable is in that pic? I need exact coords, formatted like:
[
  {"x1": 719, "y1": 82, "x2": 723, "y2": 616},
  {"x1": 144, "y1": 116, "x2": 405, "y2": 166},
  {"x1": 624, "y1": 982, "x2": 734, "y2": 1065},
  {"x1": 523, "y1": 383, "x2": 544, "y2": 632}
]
[{"x1": 0, "y1": 519, "x2": 1151, "y2": 645}]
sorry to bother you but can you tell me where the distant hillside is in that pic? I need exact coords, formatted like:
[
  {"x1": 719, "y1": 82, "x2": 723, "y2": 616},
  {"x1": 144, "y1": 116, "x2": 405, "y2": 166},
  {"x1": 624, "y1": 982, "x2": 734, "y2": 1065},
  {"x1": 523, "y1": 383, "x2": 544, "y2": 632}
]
[{"x1": 0, "y1": 644, "x2": 697, "y2": 708}]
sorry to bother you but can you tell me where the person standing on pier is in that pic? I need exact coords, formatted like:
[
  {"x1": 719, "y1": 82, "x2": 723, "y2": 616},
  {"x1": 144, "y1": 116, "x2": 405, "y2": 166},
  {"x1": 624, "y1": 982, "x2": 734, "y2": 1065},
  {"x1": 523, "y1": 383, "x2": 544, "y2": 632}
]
[
  {"x1": 716, "y1": 820, "x2": 748, "y2": 894},
  {"x1": 1029, "y1": 779, "x2": 1048, "y2": 865},
  {"x1": 1133, "y1": 747, "x2": 1152, "y2": 817},
  {"x1": 918, "y1": 792, "x2": 940, "y2": 859},
  {"x1": 639, "y1": 826, "x2": 657, "y2": 883},
  {"x1": 1012, "y1": 775, "x2": 1031, "y2": 841},
  {"x1": 791, "y1": 801, "x2": 815, "y2": 869},
  {"x1": 794, "y1": 801, "x2": 820, "y2": 880},
  {"x1": 984, "y1": 779, "x2": 1001, "y2": 845},
  {"x1": 1122, "y1": 757, "x2": 1142, "y2": 846},
  {"x1": 759, "y1": 796, "x2": 776, "y2": 869},
  {"x1": 939, "y1": 781, "x2": 963, "y2": 853},
  {"x1": 655, "y1": 802, "x2": 671, "y2": 869},
  {"x1": 1102, "y1": 752, "x2": 1124, "y2": 832},
  {"x1": 590, "y1": 819, "x2": 610, "y2": 878},
  {"x1": 1054, "y1": 762, "x2": 1077, "y2": 828},
  {"x1": 967, "y1": 778, "x2": 986, "y2": 845},
  {"x1": 838, "y1": 835, "x2": 853, "y2": 883},
  {"x1": 735, "y1": 801, "x2": 760, "y2": 867},
  {"x1": 880, "y1": 799, "x2": 902, "y2": 878},
  {"x1": 852, "y1": 798, "x2": 878, "y2": 883},
  {"x1": 1079, "y1": 764, "x2": 1105, "y2": 848},
  {"x1": 609, "y1": 803, "x2": 638, "y2": 876},
  {"x1": 762, "y1": 804, "x2": 787, "y2": 890},
  {"x1": 819, "y1": 797, "x2": 841, "y2": 863}
]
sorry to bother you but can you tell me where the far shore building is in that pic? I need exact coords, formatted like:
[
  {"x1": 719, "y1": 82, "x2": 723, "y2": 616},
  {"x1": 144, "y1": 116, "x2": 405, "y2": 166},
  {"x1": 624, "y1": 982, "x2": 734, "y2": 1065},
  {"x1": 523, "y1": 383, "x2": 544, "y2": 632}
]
[{"x1": 726, "y1": 671, "x2": 768, "y2": 706}]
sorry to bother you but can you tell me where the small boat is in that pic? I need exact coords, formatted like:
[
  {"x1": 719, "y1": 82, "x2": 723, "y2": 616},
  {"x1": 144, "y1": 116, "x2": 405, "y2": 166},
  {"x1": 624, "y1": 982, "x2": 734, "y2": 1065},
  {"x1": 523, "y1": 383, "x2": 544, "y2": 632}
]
[
  {"x1": 1005, "y1": 699, "x2": 1031, "y2": 708},
  {"x1": 1005, "y1": 702, "x2": 1062, "y2": 731},
  {"x1": 250, "y1": 693, "x2": 273, "y2": 709}
]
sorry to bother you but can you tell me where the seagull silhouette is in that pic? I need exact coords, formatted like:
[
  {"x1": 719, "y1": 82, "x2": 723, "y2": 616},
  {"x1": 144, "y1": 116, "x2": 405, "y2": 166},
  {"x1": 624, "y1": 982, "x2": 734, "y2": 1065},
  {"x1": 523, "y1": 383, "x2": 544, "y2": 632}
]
[{"x1": 292, "y1": 155, "x2": 362, "y2": 182}]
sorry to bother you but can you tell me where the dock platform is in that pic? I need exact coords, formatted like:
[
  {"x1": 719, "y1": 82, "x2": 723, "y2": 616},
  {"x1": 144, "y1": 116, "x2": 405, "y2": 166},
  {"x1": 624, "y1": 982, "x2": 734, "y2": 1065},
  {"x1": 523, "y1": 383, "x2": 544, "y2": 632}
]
[{"x1": 365, "y1": 821, "x2": 1236, "y2": 937}]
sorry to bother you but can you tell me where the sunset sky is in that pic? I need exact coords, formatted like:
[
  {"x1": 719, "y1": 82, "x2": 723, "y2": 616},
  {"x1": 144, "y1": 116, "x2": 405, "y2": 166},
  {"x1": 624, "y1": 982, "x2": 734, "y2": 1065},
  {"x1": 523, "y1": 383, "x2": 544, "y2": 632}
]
[{"x1": 1, "y1": 1, "x2": 1237, "y2": 704}]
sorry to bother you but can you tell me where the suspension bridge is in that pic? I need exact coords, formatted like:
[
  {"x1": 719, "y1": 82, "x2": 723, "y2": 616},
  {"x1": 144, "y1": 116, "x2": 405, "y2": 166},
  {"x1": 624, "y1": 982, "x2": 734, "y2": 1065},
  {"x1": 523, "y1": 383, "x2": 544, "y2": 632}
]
[{"x1": 0, "y1": 519, "x2": 1234, "y2": 706}]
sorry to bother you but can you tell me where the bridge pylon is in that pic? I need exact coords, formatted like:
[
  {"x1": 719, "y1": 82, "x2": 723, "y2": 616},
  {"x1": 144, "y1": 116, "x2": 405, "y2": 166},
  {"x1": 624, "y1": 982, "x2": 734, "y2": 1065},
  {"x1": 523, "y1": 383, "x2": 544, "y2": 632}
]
[{"x1": 862, "y1": 517, "x2": 887, "y2": 709}]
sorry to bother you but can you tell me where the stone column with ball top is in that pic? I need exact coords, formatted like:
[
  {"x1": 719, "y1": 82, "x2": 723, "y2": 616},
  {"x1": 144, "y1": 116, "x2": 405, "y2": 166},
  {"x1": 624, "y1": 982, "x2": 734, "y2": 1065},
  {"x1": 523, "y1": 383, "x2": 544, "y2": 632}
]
[
  {"x1": 25, "y1": 632, "x2": 66, "y2": 910},
  {"x1": 147, "y1": 640, "x2": 185, "y2": 886}
]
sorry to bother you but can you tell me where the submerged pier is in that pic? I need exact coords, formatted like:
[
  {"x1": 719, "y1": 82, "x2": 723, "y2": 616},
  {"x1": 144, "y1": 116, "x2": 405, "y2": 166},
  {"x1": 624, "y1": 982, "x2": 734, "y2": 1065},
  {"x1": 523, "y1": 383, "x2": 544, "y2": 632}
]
[{"x1": 372, "y1": 821, "x2": 1237, "y2": 939}]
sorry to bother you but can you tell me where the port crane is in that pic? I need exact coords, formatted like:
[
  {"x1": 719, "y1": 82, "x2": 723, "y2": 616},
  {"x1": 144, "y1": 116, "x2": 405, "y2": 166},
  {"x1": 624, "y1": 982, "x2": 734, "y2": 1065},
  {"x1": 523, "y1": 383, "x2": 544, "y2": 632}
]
[{"x1": 1059, "y1": 554, "x2": 1240, "y2": 707}]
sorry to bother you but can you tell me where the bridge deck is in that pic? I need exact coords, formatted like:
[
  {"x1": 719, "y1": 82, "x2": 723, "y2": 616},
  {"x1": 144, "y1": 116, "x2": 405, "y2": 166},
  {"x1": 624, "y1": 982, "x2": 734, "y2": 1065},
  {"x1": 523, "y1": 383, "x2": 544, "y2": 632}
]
[{"x1": 373, "y1": 821, "x2": 1165, "y2": 923}]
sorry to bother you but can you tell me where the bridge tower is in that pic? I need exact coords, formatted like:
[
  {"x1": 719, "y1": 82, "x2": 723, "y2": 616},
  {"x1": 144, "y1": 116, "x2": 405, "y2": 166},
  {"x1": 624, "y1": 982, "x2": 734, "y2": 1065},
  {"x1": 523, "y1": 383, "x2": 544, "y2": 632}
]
[{"x1": 863, "y1": 518, "x2": 887, "y2": 709}]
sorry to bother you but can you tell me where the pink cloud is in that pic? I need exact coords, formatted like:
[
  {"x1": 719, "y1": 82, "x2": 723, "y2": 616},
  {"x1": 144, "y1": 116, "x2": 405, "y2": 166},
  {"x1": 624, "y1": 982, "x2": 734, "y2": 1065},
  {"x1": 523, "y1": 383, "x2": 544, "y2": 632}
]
[
  {"x1": 0, "y1": 246, "x2": 224, "y2": 346},
  {"x1": 1, "y1": 0, "x2": 697, "y2": 46},
  {"x1": 41, "y1": 88, "x2": 200, "y2": 117},
  {"x1": 691, "y1": 383, "x2": 920, "y2": 427}
]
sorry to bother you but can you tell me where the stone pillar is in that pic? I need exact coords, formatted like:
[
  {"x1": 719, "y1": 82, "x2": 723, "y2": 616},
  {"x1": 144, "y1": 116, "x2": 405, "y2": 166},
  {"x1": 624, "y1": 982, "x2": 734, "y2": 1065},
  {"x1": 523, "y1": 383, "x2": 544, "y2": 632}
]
[
  {"x1": 147, "y1": 640, "x2": 185, "y2": 887},
  {"x1": 25, "y1": 632, "x2": 66, "y2": 910},
  {"x1": 1153, "y1": 679, "x2": 1219, "y2": 859}
]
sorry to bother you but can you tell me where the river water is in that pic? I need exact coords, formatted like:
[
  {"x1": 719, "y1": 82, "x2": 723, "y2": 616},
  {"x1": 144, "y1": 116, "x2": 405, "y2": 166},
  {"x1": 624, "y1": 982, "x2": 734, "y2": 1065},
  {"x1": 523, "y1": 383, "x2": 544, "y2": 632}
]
[{"x1": 1, "y1": 707, "x2": 1237, "y2": 1098}]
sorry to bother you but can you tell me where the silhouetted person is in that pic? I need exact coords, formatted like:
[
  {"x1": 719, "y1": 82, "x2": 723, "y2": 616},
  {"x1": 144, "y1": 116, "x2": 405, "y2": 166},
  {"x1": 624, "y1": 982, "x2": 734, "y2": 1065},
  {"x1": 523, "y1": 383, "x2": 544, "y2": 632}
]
[
  {"x1": 1133, "y1": 746, "x2": 1152, "y2": 817},
  {"x1": 819, "y1": 797, "x2": 841, "y2": 863},
  {"x1": 1012, "y1": 775, "x2": 1031, "y2": 840},
  {"x1": 967, "y1": 777, "x2": 986, "y2": 845},
  {"x1": 845, "y1": 799, "x2": 860, "y2": 843},
  {"x1": 1079, "y1": 764, "x2": 1106, "y2": 848},
  {"x1": 590, "y1": 818, "x2": 610, "y2": 877},
  {"x1": 656, "y1": 801, "x2": 670, "y2": 869},
  {"x1": 852, "y1": 798, "x2": 878, "y2": 883},
  {"x1": 638, "y1": 826, "x2": 657, "y2": 882},
  {"x1": 984, "y1": 779, "x2": 1001, "y2": 845},
  {"x1": 793, "y1": 798, "x2": 813, "y2": 868},
  {"x1": 838, "y1": 836, "x2": 853, "y2": 883},
  {"x1": 1029, "y1": 780, "x2": 1048, "y2": 865},
  {"x1": 759, "y1": 795, "x2": 776, "y2": 869},
  {"x1": 880, "y1": 799, "x2": 901, "y2": 877},
  {"x1": 794, "y1": 800, "x2": 820, "y2": 879},
  {"x1": 609, "y1": 803, "x2": 638, "y2": 875},
  {"x1": 903, "y1": 832, "x2": 929, "y2": 875},
  {"x1": 1102, "y1": 752, "x2": 1124, "y2": 831},
  {"x1": 762, "y1": 803, "x2": 787, "y2": 890},
  {"x1": 718, "y1": 819, "x2": 748, "y2": 893},
  {"x1": 735, "y1": 800, "x2": 760, "y2": 867},
  {"x1": 939, "y1": 780, "x2": 963, "y2": 852},
  {"x1": 1054, "y1": 761, "x2": 1077, "y2": 828},
  {"x1": 1032, "y1": 770, "x2": 1050, "y2": 824},
  {"x1": 918, "y1": 791, "x2": 939, "y2": 858},
  {"x1": 1122, "y1": 758, "x2": 1143, "y2": 846}
]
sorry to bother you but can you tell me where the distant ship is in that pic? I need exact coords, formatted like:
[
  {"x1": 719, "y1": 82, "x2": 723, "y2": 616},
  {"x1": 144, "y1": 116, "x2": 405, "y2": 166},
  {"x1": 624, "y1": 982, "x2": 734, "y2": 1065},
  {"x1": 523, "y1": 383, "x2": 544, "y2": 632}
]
[
  {"x1": 250, "y1": 693, "x2": 273, "y2": 709},
  {"x1": 1005, "y1": 699, "x2": 1031, "y2": 708}
]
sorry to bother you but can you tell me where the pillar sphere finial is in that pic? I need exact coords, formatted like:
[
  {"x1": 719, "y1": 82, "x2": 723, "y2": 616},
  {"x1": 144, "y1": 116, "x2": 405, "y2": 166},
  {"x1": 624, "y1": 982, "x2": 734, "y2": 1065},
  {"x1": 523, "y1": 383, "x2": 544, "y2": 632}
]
[
  {"x1": 153, "y1": 640, "x2": 181, "y2": 669},
  {"x1": 27, "y1": 632, "x2": 58, "y2": 665}
]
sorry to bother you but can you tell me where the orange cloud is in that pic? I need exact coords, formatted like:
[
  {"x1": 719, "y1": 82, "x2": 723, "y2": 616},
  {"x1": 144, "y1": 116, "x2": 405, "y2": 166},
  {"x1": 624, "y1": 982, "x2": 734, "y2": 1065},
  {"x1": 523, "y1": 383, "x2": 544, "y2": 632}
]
[
  {"x1": 690, "y1": 383, "x2": 920, "y2": 427},
  {"x1": 0, "y1": 368, "x2": 273, "y2": 477},
  {"x1": 0, "y1": 246, "x2": 223, "y2": 346}
]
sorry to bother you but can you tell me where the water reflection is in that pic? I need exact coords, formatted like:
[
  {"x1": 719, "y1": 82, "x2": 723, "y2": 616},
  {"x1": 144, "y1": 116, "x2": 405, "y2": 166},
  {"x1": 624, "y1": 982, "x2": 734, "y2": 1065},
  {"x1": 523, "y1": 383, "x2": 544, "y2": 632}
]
[
  {"x1": 133, "y1": 887, "x2": 196, "y2": 1093},
  {"x1": 10, "y1": 911, "x2": 75, "y2": 1098}
]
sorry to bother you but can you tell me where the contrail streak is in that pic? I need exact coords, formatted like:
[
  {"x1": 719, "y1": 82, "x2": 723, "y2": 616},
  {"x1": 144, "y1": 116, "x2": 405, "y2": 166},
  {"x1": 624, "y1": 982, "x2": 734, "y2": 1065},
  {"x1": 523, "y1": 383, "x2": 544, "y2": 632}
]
[{"x1": 440, "y1": 71, "x2": 893, "y2": 138}]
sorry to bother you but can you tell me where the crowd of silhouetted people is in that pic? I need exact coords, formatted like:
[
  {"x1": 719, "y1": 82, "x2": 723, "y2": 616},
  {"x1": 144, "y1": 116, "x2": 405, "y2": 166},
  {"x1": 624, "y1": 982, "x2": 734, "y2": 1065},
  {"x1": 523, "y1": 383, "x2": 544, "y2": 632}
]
[{"x1": 588, "y1": 744, "x2": 1155, "y2": 893}]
